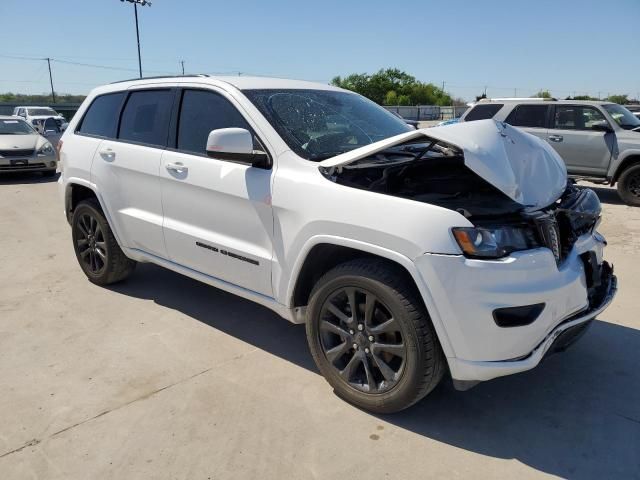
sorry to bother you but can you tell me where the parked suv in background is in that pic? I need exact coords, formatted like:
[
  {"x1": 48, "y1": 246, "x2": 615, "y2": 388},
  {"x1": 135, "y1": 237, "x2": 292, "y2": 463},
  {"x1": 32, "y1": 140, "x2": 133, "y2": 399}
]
[
  {"x1": 460, "y1": 99, "x2": 640, "y2": 205},
  {"x1": 58, "y1": 76, "x2": 616, "y2": 413},
  {"x1": 13, "y1": 106, "x2": 66, "y2": 130}
]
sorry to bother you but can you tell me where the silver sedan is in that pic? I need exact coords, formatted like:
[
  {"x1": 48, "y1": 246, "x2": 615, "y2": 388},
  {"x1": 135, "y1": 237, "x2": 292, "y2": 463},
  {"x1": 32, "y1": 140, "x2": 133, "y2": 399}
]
[{"x1": 0, "y1": 116, "x2": 57, "y2": 176}]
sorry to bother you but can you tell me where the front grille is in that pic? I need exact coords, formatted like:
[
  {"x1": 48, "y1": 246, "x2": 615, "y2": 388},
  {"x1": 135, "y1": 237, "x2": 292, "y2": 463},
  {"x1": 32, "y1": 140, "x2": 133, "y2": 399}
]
[
  {"x1": 533, "y1": 215, "x2": 562, "y2": 263},
  {"x1": 530, "y1": 185, "x2": 601, "y2": 264},
  {"x1": 0, "y1": 149, "x2": 35, "y2": 157}
]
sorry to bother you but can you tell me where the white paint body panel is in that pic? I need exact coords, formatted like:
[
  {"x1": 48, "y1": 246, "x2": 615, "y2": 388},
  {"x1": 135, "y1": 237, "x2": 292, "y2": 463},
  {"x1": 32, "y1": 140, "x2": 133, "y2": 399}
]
[{"x1": 59, "y1": 76, "x2": 612, "y2": 385}]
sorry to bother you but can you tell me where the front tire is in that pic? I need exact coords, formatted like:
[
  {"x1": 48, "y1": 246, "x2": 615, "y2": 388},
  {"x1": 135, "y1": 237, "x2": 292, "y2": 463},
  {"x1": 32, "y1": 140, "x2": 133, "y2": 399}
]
[
  {"x1": 306, "y1": 259, "x2": 445, "y2": 414},
  {"x1": 617, "y1": 163, "x2": 640, "y2": 206},
  {"x1": 71, "y1": 199, "x2": 136, "y2": 285}
]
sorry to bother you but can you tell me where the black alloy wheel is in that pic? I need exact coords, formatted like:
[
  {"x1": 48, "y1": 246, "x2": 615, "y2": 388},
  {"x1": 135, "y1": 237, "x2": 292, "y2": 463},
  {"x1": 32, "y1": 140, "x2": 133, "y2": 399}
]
[
  {"x1": 71, "y1": 198, "x2": 136, "y2": 285},
  {"x1": 318, "y1": 286, "x2": 406, "y2": 393},
  {"x1": 306, "y1": 259, "x2": 445, "y2": 414},
  {"x1": 76, "y1": 212, "x2": 107, "y2": 275}
]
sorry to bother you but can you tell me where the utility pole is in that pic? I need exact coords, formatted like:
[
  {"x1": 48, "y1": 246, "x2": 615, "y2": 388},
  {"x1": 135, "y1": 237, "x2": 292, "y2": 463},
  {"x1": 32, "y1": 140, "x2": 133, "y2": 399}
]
[
  {"x1": 120, "y1": 0, "x2": 152, "y2": 78},
  {"x1": 180, "y1": 60, "x2": 185, "y2": 75},
  {"x1": 46, "y1": 58, "x2": 56, "y2": 103}
]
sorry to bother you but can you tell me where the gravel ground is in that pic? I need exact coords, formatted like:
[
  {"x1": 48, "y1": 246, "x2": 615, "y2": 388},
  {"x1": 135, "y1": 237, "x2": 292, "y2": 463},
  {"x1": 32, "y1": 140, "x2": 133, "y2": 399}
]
[{"x1": 0, "y1": 174, "x2": 638, "y2": 480}]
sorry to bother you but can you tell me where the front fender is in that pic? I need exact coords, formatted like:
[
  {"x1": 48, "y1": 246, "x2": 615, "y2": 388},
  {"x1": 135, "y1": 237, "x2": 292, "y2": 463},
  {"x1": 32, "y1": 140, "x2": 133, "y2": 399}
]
[
  {"x1": 608, "y1": 148, "x2": 640, "y2": 181},
  {"x1": 279, "y1": 234, "x2": 456, "y2": 358}
]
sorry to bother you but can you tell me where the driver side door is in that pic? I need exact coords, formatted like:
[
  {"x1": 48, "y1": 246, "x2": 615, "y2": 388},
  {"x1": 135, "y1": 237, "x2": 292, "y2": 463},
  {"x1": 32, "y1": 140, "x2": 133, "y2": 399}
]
[{"x1": 160, "y1": 87, "x2": 274, "y2": 297}]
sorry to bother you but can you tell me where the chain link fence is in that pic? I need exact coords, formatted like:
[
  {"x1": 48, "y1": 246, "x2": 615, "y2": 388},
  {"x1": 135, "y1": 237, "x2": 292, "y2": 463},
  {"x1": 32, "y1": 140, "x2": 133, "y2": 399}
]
[{"x1": 384, "y1": 105, "x2": 468, "y2": 121}]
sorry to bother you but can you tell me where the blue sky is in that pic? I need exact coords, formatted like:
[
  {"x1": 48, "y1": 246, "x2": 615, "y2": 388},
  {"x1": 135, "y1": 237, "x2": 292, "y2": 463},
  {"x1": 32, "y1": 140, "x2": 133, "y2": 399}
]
[{"x1": 1, "y1": 0, "x2": 638, "y2": 101}]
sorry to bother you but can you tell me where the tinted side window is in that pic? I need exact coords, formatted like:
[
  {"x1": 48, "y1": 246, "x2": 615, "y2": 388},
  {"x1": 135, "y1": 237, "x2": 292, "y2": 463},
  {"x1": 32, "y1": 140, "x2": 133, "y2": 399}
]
[
  {"x1": 176, "y1": 90, "x2": 252, "y2": 154},
  {"x1": 77, "y1": 92, "x2": 125, "y2": 138},
  {"x1": 118, "y1": 90, "x2": 173, "y2": 147},
  {"x1": 554, "y1": 106, "x2": 607, "y2": 130},
  {"x1": 505, "y1": 105, "x2": 549, "y2": 128},
  {"x1": 465, "y1": 104, "x2": 503, "y2": 121}
]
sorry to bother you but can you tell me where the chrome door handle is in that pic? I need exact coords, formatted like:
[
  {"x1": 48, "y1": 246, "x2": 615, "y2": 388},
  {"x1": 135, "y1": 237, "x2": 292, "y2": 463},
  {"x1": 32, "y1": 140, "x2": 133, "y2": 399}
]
[
  {"x1": 548, "y1": 135, "x2": 563, "y2": 142},
  {"x1": 166, "y1": 162, "x2": 188, "y2": 174},
  {"x1": 99, "y1": 148, "x2": 115, "y2": 160}
]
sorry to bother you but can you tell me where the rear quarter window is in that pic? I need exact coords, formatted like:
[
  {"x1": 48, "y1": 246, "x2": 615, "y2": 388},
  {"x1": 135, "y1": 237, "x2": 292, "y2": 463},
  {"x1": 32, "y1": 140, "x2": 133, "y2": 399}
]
[
  {"x1": 464, "y1": 104, "x2": 504, "y2": 121},
  {"x1": 77, "y1": 92, "x2": 125, "y2": 138}
]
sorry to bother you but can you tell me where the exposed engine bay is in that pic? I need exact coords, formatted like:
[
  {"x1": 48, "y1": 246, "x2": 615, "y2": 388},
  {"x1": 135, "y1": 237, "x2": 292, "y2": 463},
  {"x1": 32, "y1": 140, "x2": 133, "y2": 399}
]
[
  {"x1": 319, "y1": 139, "x2": 524, "y2": 218},
  {"x1": 320, "y1": 137, "x2": 602, "y2": 264}
]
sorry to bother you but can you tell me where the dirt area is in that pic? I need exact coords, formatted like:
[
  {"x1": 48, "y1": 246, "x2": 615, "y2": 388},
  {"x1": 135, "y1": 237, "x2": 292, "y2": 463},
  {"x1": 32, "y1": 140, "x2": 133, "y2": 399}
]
[{"x1": 0, "y1": 174, "x2": 638, "y2": 479}]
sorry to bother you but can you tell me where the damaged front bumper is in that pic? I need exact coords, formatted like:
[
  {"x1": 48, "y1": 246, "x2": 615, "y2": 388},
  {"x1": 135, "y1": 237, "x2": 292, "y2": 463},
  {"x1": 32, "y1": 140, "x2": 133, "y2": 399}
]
[
  {"x1": 451, "y1": 262, "x2": 616, "y2": 390},
  {"x1": 415, "y1": 229, "x2": 617, "y2": 387}
]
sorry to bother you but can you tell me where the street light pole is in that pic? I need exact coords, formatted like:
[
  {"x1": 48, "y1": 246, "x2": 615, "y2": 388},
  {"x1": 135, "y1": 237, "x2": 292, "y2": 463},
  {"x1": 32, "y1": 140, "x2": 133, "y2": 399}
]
[
  {"x1": 120, "y1": 0, "x2": 152, "y2": 78},
  {"x1": 46, "y1": 58, "x2": 56, "y2": 103}
]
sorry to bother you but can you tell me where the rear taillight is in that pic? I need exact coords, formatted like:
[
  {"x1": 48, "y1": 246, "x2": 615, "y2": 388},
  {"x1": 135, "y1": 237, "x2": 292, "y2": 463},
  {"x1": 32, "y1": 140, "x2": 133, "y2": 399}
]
[{"x1": 56, "y1": 140, "x2": 63, "y2": 169}]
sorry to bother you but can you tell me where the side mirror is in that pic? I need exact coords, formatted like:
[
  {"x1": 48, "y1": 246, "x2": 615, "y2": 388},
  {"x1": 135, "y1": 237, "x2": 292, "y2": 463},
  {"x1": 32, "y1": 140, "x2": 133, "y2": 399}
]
[
  {"x1": 206, "y1": 128, "x2": 270, "y2": 168},
  {"x1": 591, "y1": 121, "x2": 613, "y2": 133}
]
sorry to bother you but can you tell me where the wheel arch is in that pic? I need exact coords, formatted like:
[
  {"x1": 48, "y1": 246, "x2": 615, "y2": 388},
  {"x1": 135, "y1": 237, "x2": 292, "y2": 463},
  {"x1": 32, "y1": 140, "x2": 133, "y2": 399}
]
[
  {"x1": 65, "y1": 179, "x2": 100, "y2": 223},
  {"x1": 286, "y1": 236, "x2": 455, "y2": 357},
  {"x1": 64, "y1": 179, "x2": 125, "y2": 248},
  {"x1": 611, "y1": 153, "x2": 640, "y2": 184}
]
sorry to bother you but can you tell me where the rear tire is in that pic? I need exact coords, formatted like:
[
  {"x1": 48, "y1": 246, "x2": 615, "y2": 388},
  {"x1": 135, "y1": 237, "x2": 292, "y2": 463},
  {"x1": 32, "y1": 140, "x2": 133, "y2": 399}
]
[
  {"x1": 71, "y1": 199, "x2": 136, "y2": 285},
  {"x1": 617, "y1": 164, "x2": 640, "y2": 206},
  {"x1": 306, "y1": 258, "x2": 445, "y2": 414}
]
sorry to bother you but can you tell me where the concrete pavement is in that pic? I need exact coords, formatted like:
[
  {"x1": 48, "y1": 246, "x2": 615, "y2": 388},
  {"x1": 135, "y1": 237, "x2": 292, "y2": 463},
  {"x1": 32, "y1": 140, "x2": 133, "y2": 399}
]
[{"x1": 0, "y1": 174, "x2": 638, "y2": 479}]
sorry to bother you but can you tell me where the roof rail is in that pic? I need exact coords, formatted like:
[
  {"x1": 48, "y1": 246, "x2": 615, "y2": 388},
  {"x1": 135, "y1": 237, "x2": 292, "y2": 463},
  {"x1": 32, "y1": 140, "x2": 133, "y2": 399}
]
[
  {"x1": 110, "y1": 74, "x2": 210, "y2": 85},
  {"x1": 478, "y1": 97, "x2": 558, "y2": 102}
]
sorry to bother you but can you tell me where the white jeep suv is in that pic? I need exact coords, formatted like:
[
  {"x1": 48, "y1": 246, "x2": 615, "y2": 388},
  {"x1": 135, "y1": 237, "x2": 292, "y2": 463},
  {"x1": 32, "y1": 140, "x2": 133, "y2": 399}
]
[{"x1": 58, "y1": 75, "x2": 616, "y2": 413}]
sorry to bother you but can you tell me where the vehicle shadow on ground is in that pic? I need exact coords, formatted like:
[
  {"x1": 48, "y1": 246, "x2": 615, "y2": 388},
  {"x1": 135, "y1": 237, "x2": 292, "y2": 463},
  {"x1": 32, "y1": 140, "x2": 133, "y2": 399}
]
[
  {"x1": 0, "y1": 172, "x2": 59, "y2": 185},
  {"x1": 111, "y1": 263, "x2": 640, "y2": 479}
]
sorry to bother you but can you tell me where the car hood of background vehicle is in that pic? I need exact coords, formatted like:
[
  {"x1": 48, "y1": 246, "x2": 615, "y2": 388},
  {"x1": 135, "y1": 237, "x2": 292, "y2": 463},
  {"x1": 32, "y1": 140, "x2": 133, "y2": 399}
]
[
  {"x1": 319, "y1": 119, "x2": 568, "y2": 210},
  {"x1": 0, "y1": 134, "x2": 40, "y2": 150}
]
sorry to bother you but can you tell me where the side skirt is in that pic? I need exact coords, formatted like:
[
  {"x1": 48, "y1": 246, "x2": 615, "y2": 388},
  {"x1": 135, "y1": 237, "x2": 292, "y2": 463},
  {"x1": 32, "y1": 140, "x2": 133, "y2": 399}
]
[{"x1": 124, "y1": 247, "x2": 301, "y2": 324}]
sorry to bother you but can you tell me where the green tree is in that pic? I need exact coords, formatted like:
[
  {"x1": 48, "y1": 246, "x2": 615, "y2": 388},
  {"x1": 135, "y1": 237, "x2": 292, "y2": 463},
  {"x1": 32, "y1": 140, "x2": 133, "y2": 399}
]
[
  {"x1": 566, "y1": 95, "x2": 598, "y2": 101},
  {"x1": 606, "y1": 94, "x2": 629, "y2": 104},
  {"x1": 533, "y1": 90, "x2": 552, "y2": 99},
  {"x1": 0, "y1": 92, "x2": 86, "y2": 103},
  {"x1": 331, "y1": 68, "x2": 452, "y2": 106}
]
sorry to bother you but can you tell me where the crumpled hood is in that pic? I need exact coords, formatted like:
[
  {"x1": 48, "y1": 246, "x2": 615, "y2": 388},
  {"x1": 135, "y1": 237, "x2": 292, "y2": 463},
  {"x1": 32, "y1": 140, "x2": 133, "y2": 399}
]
[{"x1": 319, "y1": 119, "x2": 568, "y2": 210}]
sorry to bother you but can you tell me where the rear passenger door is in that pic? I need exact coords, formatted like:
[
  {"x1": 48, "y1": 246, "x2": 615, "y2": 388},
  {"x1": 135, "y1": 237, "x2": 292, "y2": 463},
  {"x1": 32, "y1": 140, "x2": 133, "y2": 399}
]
[
  {"x1": 160, "y1": 87, "x2": 274, "y2": 297},
  {"x1": 504, "y1": 104, "x2": 550, "y2": 142},
  {"x1": 547, "y1": 105, "x2": 614, "y2": 175},
  {"x1": 91, "y1": 87, "x2": 175, "y2": 258}
]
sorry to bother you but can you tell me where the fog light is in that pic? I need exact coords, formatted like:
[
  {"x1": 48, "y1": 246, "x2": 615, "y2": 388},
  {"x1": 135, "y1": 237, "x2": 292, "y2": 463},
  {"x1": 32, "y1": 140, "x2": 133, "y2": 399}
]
[{"x1": 493, "y1": 303, "x2": 545, "y2": 328}]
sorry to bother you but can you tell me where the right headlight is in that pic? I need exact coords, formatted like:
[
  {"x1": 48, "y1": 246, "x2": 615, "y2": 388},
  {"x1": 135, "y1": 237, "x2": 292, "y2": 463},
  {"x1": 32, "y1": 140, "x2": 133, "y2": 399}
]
[
  {"x1": 37, "y1": 142, "x2": 55, "y2": 156},
  {"x1": 452, "y1": 226, "x2": 540, "y2": 259}
]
